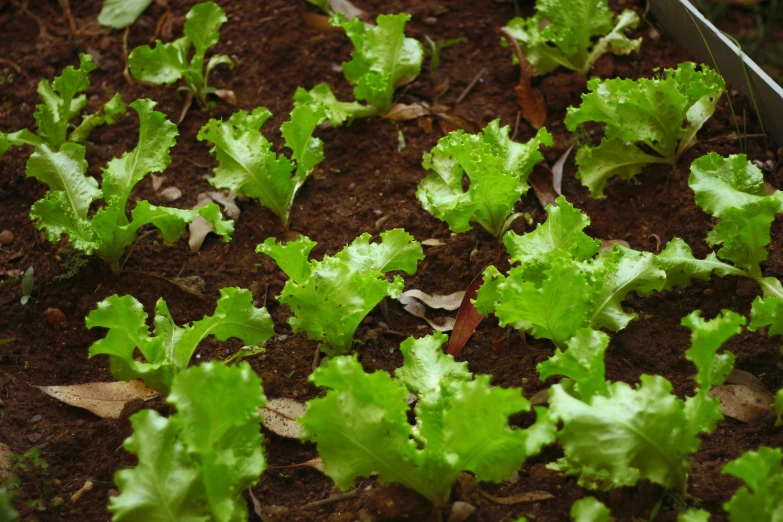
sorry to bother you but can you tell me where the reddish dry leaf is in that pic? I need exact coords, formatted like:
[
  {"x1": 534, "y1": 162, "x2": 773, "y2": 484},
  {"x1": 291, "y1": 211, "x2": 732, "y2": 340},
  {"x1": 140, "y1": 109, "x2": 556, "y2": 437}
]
[
  {"x1": 299, "y1": 11, "x2": 342, "y2": 32},
  {"x1": 500, "y1": 29, "x2": 546, "y2": 129},
  {"x1": 436, "y1": 112, "x2": 481, "y2": 134},
  {"x1": 529, "y1": 167, "x2": 557, "y2": 208},
  {"x1": 448, "y1": 271, "x2": 486, "y2": 356}
]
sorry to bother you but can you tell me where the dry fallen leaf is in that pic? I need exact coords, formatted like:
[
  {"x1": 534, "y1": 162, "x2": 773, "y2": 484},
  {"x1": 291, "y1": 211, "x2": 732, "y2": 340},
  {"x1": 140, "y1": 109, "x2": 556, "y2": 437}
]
[
  {"x1": 436, "y1": 112, "x2": 481, "y2": 134},
  {"x1": 214, "y1": 89, "x2": 237, "y2": 105},
  {"x1": 529, "y1": 168, "x2": 557, "y2": 209},
  {"x1": 169, "y1": 275, "x2": 206, "y2": 297},
  {"x1": 158, "y1": 186, "x2": 182, "y2": 202},
  {"x1": 398, "y1": 295, "x2": 456, "y2": 332},
  {"x1": 384, "y1": 103, "x2": 430, "y2": 121},
  {"x1": 529, "y1": 387, "x2": 550, "y2": 406},
  {"x1": 398, "y1": 289, "x2": 465, "y2": 310},
  {"x1": 37, "y1": 380, "x2": 158, "y2": 419},
  {"x1": 421, "y1": 238, "x2": 445, "y2": 247},
  {"x1": 189, "y1": 191, "x2": 241, "y2": 252},
  {"x1": 551, "y1": 145, "x2": 573, "y2": 195},
  {"x1": 500, "y1": 28, "x2": 546, "y2": 129},
  {"x1": 710, "y1": 384, "x2": 775, "y2": 423},
  {"x1": 479, "y1": 489, "x2": 555, "y2": 505},
  {"x1": 150, "y1": 173, "x2": 166, "y2": 191},
  {"x1": 260, "y1": 398, "x2": 307, "y2": 439},
  {"x1": 329, "y1": 0, "x2": 365, "y2": 18},
  {"x1": 448, "y1": 501, "x2": 476, "y2": 522}
]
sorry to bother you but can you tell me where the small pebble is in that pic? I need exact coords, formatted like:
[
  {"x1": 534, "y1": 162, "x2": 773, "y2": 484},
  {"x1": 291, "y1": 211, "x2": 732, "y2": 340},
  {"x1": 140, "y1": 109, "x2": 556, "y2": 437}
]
[
  {"x1": 0, "y1": 230, "x2": 12, "y2": 245},
  {"x1": 30, "y1": 414, "x2": 43, "y2": 424},
  {"x1": 27, "y1": 433, "x2": 42, "y2": 443}
]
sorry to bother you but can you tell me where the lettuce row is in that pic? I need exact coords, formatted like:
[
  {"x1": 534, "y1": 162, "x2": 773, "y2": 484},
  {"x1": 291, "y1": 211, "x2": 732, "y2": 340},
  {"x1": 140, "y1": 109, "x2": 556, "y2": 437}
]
[
  {"x1": 26, "y1": 99, "x2": 233, "y2": 271},
  {"x1": 128, "y1": 1, "x2": 234, "y2": 108},
  {"x1": 294, "y1": 13, "x2": 423, "y2": 122},
  {"x1": 543, "y1": 310, "x2": 743, "y2": 492},
  {"x1": 298, "y1": 332, "x2": 555, "y2": 505},
  {"x1": 257, "y1": 229, "x2": 423, "y2": 356},
  {"x1": 417, "y1": 120, "x2": 553, "y2": 238},
  {"x1": 86, "y1": 287, "x2": 273, "y2": 393},
  {"x1": 723, "y1": 446, "x2": 783, "y2": 521},
  {"x1": 1, "y1": 53, "x2": 125, "y2": 160},
  {"x1": 565, "y1": 62, "x2": 725, "y2": 197},
  {"x1": 503, "y1": 0, "x2": 641, "y2": 76},
  {"x1": 110, "y1": 361, "x2": 266, "y2": 522},
  {"x1": 198, "y1": 105, "x2": 326, "y2": 226}
]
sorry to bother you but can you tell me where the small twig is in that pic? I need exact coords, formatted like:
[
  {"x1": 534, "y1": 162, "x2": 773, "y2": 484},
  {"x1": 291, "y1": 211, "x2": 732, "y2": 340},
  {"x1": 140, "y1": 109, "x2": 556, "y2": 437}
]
[
  {"x1": 312, "y1": 347, "x2": 321, "y2": 370},
  {"x1": 123, "y1": 26, "x2": 134, "y2": 85},
  {"x1": 0, "y1": 58, "x2": 24, "y2": 75},
  {"x1": 300, "y1": 489, "x2": 361, "y2": 509},
  {"x1": 511, "y1": 110, "x2": 521, "y2": 141},
  {"x1": 703, "y1": 132, "x2": 766, "y2": 143},
  {"x1": 58, "y1": 0, "x2": 78, "y2": 35},
  {"x1": 455, "y1": 67, "x2": 487, "y2": 105}
]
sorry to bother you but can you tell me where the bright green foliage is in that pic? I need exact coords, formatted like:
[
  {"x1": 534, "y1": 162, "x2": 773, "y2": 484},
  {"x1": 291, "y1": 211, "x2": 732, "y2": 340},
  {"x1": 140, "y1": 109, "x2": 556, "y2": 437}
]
[
  {"x1": 537, "y1": 328, "x2": 609, "y2": 401},
  {"x1": 416, "y1": 121, "x2": 552, "y2": 238},
  {"x1": 1, "y1": 54, "x2": 125, "y2": 160},
  {"x1": 774, "y1": 388, "x2": 783, "y2": 427},
  {"x1": 257, "y1": 230, "x2": 423, "y2": 356},
  {"x1": 503, "y1": 0, "x2": 641, "y2": 75},
  {"x1": 679, "y1": 509, "x2": 711, "y2": 522},
  {"x1": 128, "y1": 1, "x2": 234, "y2": 108},
  {"x1": 548, "y1": 310, "x2": 742, "y2": 491},
  {"x1": 565, "y1": 63, "x2": 725, "y2": 197},
  {"x1": 198, "y1": 105, "x2": 326, "y2": 226},
  {"x1": 298, "y1": 333, "x2": 555, "y2": 505},
  {"x1": 26, "y1": 99, "x2": 233, "y2": 271},
  {"x1": 656, "y1": 237, "x2": 741, "y2": 290},
  {"x1": 109, "y1": 361, "x2": 266, "y2": 522},
  {"x1": 570, "y1": 497, "x2": 611, "y2": 522},
  {"x1": 99, "y1": 0, "x2": 153, "y2": 28},
  {"x1": 723, "y1": 446, "x2": 783, "y2": 522},
  {"x1": 294, "y1": 84, "x2": 378, "y2": 127},
  {"x1": 86, "y1": 287, "x2": 273, "y2": 393},
  {"x1": 474, "y1": 196, "x2": 665, "y2": 347}
]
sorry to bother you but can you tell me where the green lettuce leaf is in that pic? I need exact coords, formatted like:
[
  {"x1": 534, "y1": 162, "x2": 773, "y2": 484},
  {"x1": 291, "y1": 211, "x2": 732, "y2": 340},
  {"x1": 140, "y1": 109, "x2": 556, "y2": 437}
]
[
  {"x1": 257, "y1": 229, "x2": 422, "y2": 355},
  {"x1": 678, "y1": 509, "x2": 711, "y2": 522},
  {"x1": 570, "y1": 497, "x2": 611, "y2": 522},
  {"x1": 656, "y1": 237, "x2": 742, "y2": 290},
  {"x1": 98, "y1": 0, "x2": 154, "y2": 29},
  {"x1": 537, "y1": 328, "x2": 609, "y2": 401},
  {"x1": 86, "y1": 287, "x2": 273, "y2": 393},
  {"x1": 299, "y1": 333, "x2": 554, "y2": 506},
  {"x1": 110, "y1": 361, "x2": 266, "y2": 522},
  {"x1": 417, "y1": 120, "x2": 552, "y2": 238},
  {"x1": 774, "y1": 388, "x2": 783, "y2": 427},
  {"x1": 723, "y1": 446, "x2": 783, "y2": 522},
  {"x1": 293, "y1": 83, "x2": 377, "y2": 127},
  {"x1": 503, "y1": 0, "x2": 641, "y2": 75}
]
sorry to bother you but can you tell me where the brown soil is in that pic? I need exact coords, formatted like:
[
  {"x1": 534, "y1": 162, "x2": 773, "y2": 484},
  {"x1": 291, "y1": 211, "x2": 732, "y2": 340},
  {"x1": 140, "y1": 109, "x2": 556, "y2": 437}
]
[{"x1": 1, "y1": 0, "x2": 782, "y2": 521}]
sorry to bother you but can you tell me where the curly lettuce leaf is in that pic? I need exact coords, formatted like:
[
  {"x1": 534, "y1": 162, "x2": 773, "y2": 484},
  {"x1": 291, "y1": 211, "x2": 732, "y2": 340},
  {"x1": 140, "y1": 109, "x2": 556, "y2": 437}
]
[
  {"x1": 86, "y1": 288, "x2": 273, "y2": 393},
  {"x1": 656, "y1": 237, "x2": 743, "y2": 290},
  {"x1": 417, "y1": 120, "x2": 552, "y2": 238},
  {"x1": 503, "y1": 0, "x2": 641, "y2": 75},
  {"x1": 723, "y1": 446, "x2": 783, "y2": 522},
  {"x1": 257, "y1": 230, "x2": 422, "y2": 355},
  {"x1": 0, "y1": 129, "x2": 44, "y2": 158},
  {"x1": 293, "y1": 83, "x2": 377, "y2": 127},
  {"x1": 570, "y1": 497, "x2": 611, "y2": 522},
  {"x1": 98, "y1": 0, "x2": 154, "y2": 29},
  {"x1": 537, "y1": 328, "x2": 609, "y2": 401},
  {"x1": 69, "y1": 92, "x2": 127, "y2": 144},
  {"x1": 110, "y1": 361, "x2": 266, "y2": 522},
  {"x1": 689, "y1": 152, "x2": 769, "y2": 218}
]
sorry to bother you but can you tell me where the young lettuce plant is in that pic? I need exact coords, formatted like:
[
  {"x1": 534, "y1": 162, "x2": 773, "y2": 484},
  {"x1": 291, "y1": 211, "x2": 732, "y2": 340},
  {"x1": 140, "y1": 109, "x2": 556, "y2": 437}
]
[
  {"x1": 110, "y1": 361, "x2": 266, "y2": 522},
  {"x1": 294, "y1": 13, "x2": 423, "y2": 123},
  {"x1": 417, "y1": 120, "x2": 552, "y2": 239},
  {"x1": 474, "y1": 195, "x2": 666, "y2": 348},
  {"x1": 257, "y1": 229, "x2": 423, "y2": 356},
  {"x1": 723, "y1": 446, "x2": 783, "y2": 521},
  {"x1": 128, "y1": 1, "x2": 233, "y2": 109},
  {"x1": 502, "y1": 0, "x2": 641, "y2": 76},
  {"x1": 298, "y1": 332, "x2": 555, "y2": 506},
  {"x1": 565, "y1": 62, "x2": 725, "y2": 197},
  {"x1": 1, "y1": 54, "x2": 125, "y2": 160},
  {"x1": 86, "y1": 287, "x2": 273, "y2": 393},
  {"x1": 198, "y1": 105, "x2": 326, "y2": 227},
  {"x1": 543, "y1": 310, "x2": 744, "y2": 492},
  {"x1": 26, "y1": 99, "x2": 233, "y2": 272}
]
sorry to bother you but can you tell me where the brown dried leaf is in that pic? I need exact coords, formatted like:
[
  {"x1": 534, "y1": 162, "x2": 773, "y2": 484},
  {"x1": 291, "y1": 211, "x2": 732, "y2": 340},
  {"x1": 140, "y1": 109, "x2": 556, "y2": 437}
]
[
  {"x1": 479, "y1": 489, "x2": 555, "y2": 505},
  {"x1": 299, "y1": 11, "x2": 342, "y2": 32},
  {"x1": 421, "y1": 78, "x2": 450, "y2": 101},
  {"x1": 529, "y1": 168, "x2": 557, "y2": 209},
  {"x1": 529, "y1": 387, "x2": 550, "y2": 406},
  {"x1": 214, "y1": 89, "x2": 237, "y2": 106},
  {"x1": 169, "y1": 275, "x2": 206, "y2": 297},
  {"x1": 37, "y1": 380, "x2": 158, "y2": 419},
  {"x1": 398, "y1": 289, "x2": 465, "y2": 310},
  {"x1": 384, "y1": 103, "x2": 430, "y2": 121},
  {"x1": 551, "y1": 145, "x2": 573, "y2": 195},
  {"x1": 725, "y1": 368, "x2": 767, "y2": 388},
  {"x1": 398, "y1": 295, "x2": 456, "y2": 332},
  {"x1": 436, "y1": 112, "x2": 481, "y2": 134},
  {"x1": 500, "y1": 29, "x2": 546, "y2": 129},
  {"x1": 260, "y1": 398, "x2": 307, "y2": 439},
  {"x1": 710, "y1": 384, "x2": 775, "y2": 423}
]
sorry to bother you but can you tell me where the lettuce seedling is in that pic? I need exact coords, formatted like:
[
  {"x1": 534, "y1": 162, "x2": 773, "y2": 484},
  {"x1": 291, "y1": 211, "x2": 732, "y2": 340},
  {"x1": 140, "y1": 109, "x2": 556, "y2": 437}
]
[
  {"x1": 298, "y1": 333, "x2": 555, "y2": 505},
  {"x1": 502, "y1": 0, "x2": 641, "y2": 76},
  {"x1": 565, "y1": 62, "x2": 725, "y2": 197},
  {"x1": 1, "y1": 54, "x2": 125, "y2": 160},
  {"x1": 474, "y1": 196, "x2": 666, "y2": 347},
  {"x1": 26, "y1": 99, "x2": 233, "y2": 272},
  {"x1": 86, "y1": 287, "x2": 273, "y2": 394},
  {"x1": 110, "y1": 361, "x2": 266, "y2": 522},
  {"x1": 545, "y1": 310, "x2": 743, "y2": 491},
  {"x1": 128, "y1": 1, "x2": 233, "y2": 109},
  {"x1": 198, "y1": 105, "x2": 326, "y2": 227},
  {"x1": 293, "y1": 13, "x2": 423, "y2": 122},
  {"x1": 417, "y1": 120, "x2": 552, "y2": 238},
  {"x1": 257, "y1": 229, "x2": 423, "y2": 356},
  {"x1": 723, "y1": 446, "x2": 783, "y2": 521}
]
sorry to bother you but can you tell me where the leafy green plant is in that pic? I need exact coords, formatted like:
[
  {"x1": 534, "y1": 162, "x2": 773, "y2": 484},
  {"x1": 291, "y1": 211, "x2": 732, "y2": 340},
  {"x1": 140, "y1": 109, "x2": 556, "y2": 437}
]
[
  {"x1": 27, "y1": 99, "x2": 233, "y2": 272},
  {"x1": 502, "y1": 0, "x2": 641, "y2": 76},
  {"x1": 570, "y1": 497, "x2": 610, "y2": 522},
  {"x1": 128, "y1": 1, "x2": 234, "y2": 108},
  {"x1": 474, "y1": 196, "x2": 666, "y2": 347},
  {"x1": 7, "y1": 448, "x2": 49, "y2": 512},
  {"x1": 98, "y1": 0, "x2": 153, "y2": 29},
  {"x1": 110, "y1": 361, "x2": 266, "y2": 522},
  {"x1": 198, "y1": 105, "x2": 326, "y2": 227},
  {"x1": 417, "y1": 120, "x2": 552, "y2": 239},
  {"x1": 294, "y1": 13, "x2": 423, "y2": 122},
  {"x1": 298, "y1": 332, "x2": 555, "y2": 505},
  {"x1": 544, "y1": 310, "x2": 743, "y2": 492},
  {"x1": 86, "y1": 287, "x2": 273, "y2": 393},
  {"x1": 723, "y1": 446, "x2": 783, "y2": 521},
  {"x1": 257, "y1": 229, "x2": 423, "y2": 356},
  {"x1": 424, "y1": 36, "x2": 467, "y2": 80},
  {"x1": 0, "y1": 54, "x2": 125, "y2": 160},
  {"x1": 565, "y1": 62, "x2": 725, "y2": 197}
]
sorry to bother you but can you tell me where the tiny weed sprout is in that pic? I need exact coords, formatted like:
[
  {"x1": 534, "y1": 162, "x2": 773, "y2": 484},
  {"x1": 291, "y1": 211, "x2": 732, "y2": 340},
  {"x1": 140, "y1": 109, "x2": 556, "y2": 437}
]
[
  {"x1": 722, "y1": 447, "x2": 783, "y2": 521},
  {"x1": 417, "y1": 120, "x2": 552, "y2": 239},
  {"x1": 257, "y1": 229, "x2": 423, "y2": 356},
  {"x1": 298, "y1": 333, "x2": 555, "y2": 506},
  {"x1": 294, "y1": 13, "x2": 423, "y2": 122},
  {"x1": 0, "y1": 54, "x2": 125, "y2": 160},
  {"x1": 26, "y1": 99, "x2": 233, "y2": 272},
  {"x1": 86, "y1": 287, "x2": 273, "y2": 393},
  {"x1": 20, "y1": 266, "x2": 33, "y2": 305},
  {"x1": 128, "y1": 1, "x2": 234, "y2": 109},
  {"x1": 198, "y1": 105, "x2": 327, "y2": 227},
  {"x1": 502, "y1": 0, "x2": 641, "y2": 76},
  {"x1": 565, "y1": 62, "x2": 725, "y2": 197},
  {"x1": 110, "y1": 362, "x2": 266, "y2": 522},
  {"x1": 424, "y1": 35, "x2": 467, "y2": 80}
]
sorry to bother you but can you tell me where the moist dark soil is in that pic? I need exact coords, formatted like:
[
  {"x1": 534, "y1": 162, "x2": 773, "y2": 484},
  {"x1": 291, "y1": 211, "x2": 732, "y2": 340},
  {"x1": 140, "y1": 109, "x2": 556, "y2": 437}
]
[{"x1": 1, "y1": 0, "x2": 782, "y2": 521}]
